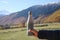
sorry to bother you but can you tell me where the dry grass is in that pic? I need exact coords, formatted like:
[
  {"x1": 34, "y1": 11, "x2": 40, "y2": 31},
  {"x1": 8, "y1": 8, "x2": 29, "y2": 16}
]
[{"x1": 0, "y1": 23, "x2": 60, "y2": 40}]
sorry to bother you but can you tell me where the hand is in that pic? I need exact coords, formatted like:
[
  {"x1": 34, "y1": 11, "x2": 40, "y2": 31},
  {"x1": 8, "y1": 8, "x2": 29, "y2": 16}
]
[{"x1": 29, "y1": 29, "x2": 38, "y2": 37}]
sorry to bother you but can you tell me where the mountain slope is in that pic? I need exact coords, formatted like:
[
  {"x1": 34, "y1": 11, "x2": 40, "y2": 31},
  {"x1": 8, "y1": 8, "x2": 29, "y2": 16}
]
[
  {"x1": 0, "y1": 3, "x2": 60, "y2": 25},
  {"x1": 13, "y1": 3, "x2": 60, "y2": 19},
  {"x1": 43, "y1": 9, "x2": 60, "y2": 23}
]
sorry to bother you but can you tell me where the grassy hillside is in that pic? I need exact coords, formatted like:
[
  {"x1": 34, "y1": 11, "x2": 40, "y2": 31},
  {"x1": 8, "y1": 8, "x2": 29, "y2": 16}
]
[
  {"x1": 44, "y1": 9, "x2": 60, "y2": 23},
  {"x1": 0, "y1": 23, "x2": 60, "y2": 40}
]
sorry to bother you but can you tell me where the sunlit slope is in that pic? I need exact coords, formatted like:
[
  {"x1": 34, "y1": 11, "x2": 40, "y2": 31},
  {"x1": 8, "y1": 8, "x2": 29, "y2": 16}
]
[{"x1": 44, "y1": 9, "x2": 60, "y2": 23}]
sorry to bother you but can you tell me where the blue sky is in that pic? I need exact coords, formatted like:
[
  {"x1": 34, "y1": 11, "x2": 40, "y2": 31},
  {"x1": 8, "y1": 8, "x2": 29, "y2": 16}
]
[{"x1": 0, "y1": 0, "x2": 60, "y2": 14}]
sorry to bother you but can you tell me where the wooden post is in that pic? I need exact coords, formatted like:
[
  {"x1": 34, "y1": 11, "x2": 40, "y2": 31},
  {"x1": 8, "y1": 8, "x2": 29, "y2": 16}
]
[{"x1": 27, "y1": 11, "x2": 34, "y2": 36}]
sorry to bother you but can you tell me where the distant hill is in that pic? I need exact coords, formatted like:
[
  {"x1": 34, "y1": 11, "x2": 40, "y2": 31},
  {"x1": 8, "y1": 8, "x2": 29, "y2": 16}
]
[
  {"x1": 0, "y1": 10, "x2": 9, "y2": 15},
  {"x1": 0, "y1": 3, "x2": 60, "y2": 25},
  {"x1": 0, "y1": 10, "x2": 9, "y2": 19}
]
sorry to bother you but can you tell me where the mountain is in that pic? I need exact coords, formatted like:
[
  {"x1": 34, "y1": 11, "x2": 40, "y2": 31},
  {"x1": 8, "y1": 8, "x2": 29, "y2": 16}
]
[
  {"x1": 0, "y1": 3, "x2": 60, "y2": 25},
  {"x1": 34, "y1": 9, "x2": 60, "y2": 23},
  {"x1": 0, "y1": 14, "x2": 5, "y2": 17},
  {"x1": 0, "y1": 10, "x2": 10, "y2": 15},
  {"x1": 13, "y1": 3, "x2": 60, "y2": 19},
  {"x1": 43, "y1": 9, "x2": 60, "y2": 23}
]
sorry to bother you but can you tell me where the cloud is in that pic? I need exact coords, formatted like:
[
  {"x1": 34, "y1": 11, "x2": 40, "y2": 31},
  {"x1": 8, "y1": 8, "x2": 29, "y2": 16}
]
[
  {"x1": 0, "y1": 1, "x2": 8, "y2": 4},
  {"x1": 49, "y1": 2, "x2": 58, "y2": 4}
]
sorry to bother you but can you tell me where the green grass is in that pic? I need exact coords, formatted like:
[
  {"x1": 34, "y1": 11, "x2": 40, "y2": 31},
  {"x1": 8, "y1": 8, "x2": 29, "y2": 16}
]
[
  {"x1": 0, "y1": 28, "x2": 38, "y2": 40},
  {"x1": 0, "y1": 23, "x2": 60, "y2": 40}
]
